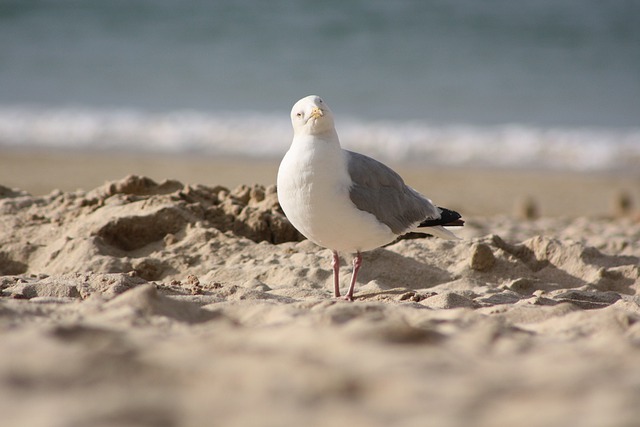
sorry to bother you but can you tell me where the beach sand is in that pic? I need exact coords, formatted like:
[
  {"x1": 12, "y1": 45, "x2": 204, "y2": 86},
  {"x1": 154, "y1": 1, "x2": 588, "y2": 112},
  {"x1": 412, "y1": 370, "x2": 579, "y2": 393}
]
[{"x1": 1, "y1": 149, "x2": 639, "y2": 427}]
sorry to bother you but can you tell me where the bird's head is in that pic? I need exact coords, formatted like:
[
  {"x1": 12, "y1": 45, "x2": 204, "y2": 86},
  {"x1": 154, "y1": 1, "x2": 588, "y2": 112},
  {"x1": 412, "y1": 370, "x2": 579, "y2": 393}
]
[{"x1": 290, "y1": 95, "x2": 336, "y2": 136}]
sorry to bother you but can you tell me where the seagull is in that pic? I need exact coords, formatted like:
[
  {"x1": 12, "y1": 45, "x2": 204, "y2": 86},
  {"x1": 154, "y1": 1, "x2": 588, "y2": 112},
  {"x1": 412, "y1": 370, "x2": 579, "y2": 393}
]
[{"x1": 277, "y1": 95, "x2": 464, "y2": 301}]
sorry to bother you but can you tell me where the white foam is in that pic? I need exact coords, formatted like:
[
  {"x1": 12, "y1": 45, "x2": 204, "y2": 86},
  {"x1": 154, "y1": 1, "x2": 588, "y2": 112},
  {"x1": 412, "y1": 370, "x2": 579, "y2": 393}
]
[
  {"x1": 339, "y1": 120, "x2": 640, "y2": 171},
  {"x1": 0, "y1": 105, "x2": 638, "y2": 171},
  {"x1": 0, "y1": 106, "x2": 290, "y2": 155}
]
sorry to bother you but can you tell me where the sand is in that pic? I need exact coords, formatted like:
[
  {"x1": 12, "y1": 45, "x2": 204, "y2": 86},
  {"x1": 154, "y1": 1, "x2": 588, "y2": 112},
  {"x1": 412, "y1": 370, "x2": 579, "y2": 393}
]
[{"x1": 1, "y1": 152, "x2": 640, "y2": 427}]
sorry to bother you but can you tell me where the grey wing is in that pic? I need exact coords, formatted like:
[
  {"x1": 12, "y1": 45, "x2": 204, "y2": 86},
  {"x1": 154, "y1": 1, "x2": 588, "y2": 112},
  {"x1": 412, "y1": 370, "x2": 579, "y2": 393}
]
[{"x1": 346, "y1": 150, "x2": 440, "y2": 234}]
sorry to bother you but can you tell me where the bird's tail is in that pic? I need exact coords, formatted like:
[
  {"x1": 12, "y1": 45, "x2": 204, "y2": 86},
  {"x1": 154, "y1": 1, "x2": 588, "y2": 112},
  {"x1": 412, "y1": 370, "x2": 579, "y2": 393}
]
[{"x1": 415, "y1": 206, "x2": 463, "y2": 240}]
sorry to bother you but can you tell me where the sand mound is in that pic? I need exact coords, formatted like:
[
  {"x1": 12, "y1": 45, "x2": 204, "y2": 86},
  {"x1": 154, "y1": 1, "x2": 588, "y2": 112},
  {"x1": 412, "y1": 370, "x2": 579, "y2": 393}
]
[
  {"x1": 0, "y1": 174, "x2": 303, "y2": 279},
  {"x1": 1, "y1": 176, "x2": 639, "y2": 426}
]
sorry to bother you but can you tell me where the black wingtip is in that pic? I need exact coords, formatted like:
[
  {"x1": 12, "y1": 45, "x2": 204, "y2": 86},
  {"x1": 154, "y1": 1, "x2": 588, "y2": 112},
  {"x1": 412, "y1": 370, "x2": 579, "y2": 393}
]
[{"x1": 418, "y1": 207, "x2": 464, "y2": 228}]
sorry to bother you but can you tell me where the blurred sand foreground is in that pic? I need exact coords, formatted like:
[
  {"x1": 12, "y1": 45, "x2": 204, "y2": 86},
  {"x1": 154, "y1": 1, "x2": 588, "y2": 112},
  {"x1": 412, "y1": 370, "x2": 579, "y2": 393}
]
[{"x1": 1, "y1": 149, "x2": 639, "y2": 427}]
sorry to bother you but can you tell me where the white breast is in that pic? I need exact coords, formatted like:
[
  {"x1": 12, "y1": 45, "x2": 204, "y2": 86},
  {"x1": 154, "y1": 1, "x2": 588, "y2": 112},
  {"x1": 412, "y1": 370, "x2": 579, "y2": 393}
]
[{"x1": 277, "y1": 135, "x2": 397, "y2": 253}]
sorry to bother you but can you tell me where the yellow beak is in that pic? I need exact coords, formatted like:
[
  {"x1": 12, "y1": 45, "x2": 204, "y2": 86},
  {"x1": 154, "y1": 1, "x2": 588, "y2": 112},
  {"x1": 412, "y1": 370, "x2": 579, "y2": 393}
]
[{"x1": 310, "y1": 107, "x2": 324, "y2": 119}]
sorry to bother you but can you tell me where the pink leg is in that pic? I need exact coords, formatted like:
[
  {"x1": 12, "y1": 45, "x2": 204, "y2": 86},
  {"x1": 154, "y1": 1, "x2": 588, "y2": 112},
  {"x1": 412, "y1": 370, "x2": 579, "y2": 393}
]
[
  {"x1": 332, "y1": 251, "x2": 341, "y2": 298},
  {"x1": 344, "y1": 252, "x2": 362, "y2": 301}
]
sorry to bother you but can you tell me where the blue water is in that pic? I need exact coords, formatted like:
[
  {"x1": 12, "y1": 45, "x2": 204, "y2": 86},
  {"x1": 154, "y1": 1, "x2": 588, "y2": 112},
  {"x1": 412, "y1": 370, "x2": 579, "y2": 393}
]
[{"x1": 1, "y1": 0, "x2": 639, "y2": 170}]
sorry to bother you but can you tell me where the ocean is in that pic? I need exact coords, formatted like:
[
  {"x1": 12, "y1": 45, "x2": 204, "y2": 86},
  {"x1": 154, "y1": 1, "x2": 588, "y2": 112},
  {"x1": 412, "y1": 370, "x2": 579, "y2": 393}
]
[{"x1": 1, "y1": 0, "x2": 639, "y2": 171}]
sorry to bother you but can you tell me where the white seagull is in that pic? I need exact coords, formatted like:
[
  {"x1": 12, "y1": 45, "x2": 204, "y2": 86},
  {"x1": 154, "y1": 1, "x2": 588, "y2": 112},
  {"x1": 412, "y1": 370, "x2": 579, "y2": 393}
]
[{"x1": 277, "y1": 95, "x2": 464, "y2": 301}]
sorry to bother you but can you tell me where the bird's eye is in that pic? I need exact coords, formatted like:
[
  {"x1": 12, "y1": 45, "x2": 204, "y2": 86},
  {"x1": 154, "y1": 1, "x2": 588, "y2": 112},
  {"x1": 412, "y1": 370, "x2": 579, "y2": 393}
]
[{"x1": 296, "y1": 112, "x2": 303, "y2": 118}]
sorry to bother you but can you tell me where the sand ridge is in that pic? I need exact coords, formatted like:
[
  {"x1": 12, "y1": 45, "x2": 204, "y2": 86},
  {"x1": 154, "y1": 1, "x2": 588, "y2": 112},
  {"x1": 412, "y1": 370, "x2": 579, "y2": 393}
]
[{"x1": 1, "y1": 175, "x2": 639, "y2": 427}]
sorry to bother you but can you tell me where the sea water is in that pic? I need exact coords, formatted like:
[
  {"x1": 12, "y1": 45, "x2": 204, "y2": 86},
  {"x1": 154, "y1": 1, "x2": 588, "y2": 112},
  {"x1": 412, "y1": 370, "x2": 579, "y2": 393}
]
[{"x1": 1, "y1": 0, "x2": 638, "y2": 171}]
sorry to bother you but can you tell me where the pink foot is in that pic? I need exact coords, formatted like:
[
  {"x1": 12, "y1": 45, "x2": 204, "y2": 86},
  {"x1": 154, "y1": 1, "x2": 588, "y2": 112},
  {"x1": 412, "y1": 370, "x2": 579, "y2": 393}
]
[
  {"x1": 332, "y1": 250, "x2": 341, "y2": 298},
  {"x1": 343, "y1": 252, "x2": 362, "y2": 302}
]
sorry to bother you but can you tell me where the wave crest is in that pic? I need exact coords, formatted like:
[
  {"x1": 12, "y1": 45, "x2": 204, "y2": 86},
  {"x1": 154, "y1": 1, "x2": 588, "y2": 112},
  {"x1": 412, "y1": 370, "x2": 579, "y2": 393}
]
[{"x1": 1, "y1": 105, "x2": 638, "y2": 171}]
